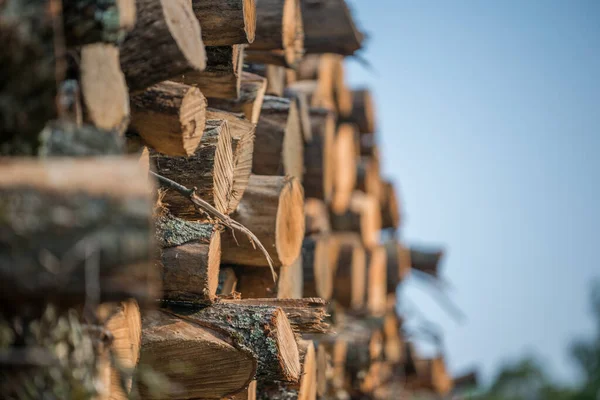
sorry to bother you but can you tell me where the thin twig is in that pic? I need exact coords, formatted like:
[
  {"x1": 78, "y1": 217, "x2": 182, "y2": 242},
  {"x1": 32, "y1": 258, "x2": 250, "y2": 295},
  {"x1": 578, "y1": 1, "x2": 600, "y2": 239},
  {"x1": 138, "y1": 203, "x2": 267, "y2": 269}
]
[{"x1": 150, "y1": 171, "x2": 277, "y2": 281}]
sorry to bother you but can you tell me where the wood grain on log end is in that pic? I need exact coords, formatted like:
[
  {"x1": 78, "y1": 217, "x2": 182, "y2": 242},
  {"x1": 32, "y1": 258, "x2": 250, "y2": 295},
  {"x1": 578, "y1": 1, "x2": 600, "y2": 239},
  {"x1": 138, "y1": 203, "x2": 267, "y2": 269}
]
[
  {"x1": 331, "y1": 193, "x2": 381, "y2": 249},
  {"x1": 331, "y1": 124, "x2": 358, "y2": 214},
  {"x1": 381, "y1": 180, "x2": 401, "y2": 229},
  {"x1": 276, "y1": 176, "x2": 306, "y2": 265},
  {"x1": 367, "y1": 245, "x2": 388, "y2": 316},
  {"x1": 131, "y1": 81, "x2": 207, "y2": 156}
]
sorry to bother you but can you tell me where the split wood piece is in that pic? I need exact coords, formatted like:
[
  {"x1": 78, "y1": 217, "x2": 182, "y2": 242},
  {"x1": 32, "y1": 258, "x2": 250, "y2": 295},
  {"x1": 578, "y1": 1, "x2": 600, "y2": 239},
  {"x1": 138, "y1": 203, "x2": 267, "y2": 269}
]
[
  {"x1": 151, "y1": 120, "x2": 234, "y2": 217},
  {"x1": 192, "y1": 0, "x2": 256, "y2": 45},
  {"x1": 221, "y1": 175, "x2": 304, "y2": 267},
  {"x1": 411, "y1": 357, "x2": 453, "y2": 396},
  {"x1": 97, "y1": 300, "x2": 142, "y2": 400},
  {"x1": 330, "y1": 233, "x2": 366, "y2": 310},
  {"x1": 120, "y1": 0, "x2": 206, "y2": 92},
  {"x1": 80, "y1": 44, "x2": 130, "y2": 134},
  {"x1": 231, "y1": 258, "x2": 302, "y2": 299},
  {"x1": 0, "y1": 157, "x2": 158, "y2": 307},
  {"x1": 330, "y1": 193, "x2": 381, "y2": 249},
  {"x1": 367, "y1": 245, "x2": 388, "y2": 316},
  {"x1": 383, "y1": 311, "x2": 404, "y2": 364},
  {"x1": 63, "y1": 0, "x2": 136, "y2": 46},
  {"x1": 138, "y1": 310, "x2": 256, "y2": 399},
  {"x1": 285, "y1": 89, "x2": 313, "y2": 142},
  {"x1": 302, "y1": 108, "x2": 335, "y2": 201},
  {"x1": 130, "y1": 81, "x2": 207, "y2": 156},
  {"x1": 217, "y1": 267, "x2": 238, "y2": 296},
  {"x1": 174, "y1": 45, "x2": 244, "y2": 99},
  {"x1": 384, "y1": 241, "x2": 411, "y2": 293},
  {"x1": 252, "y1": 96, "x2": 304, "y2": 180},
  {"x1": 38, "y1": 120, "x2": 125, "y2": 157},
  {"x1": 207, "y1": 72, "x2": 267, "y2": 124},
  {"x1": 277, "y1": 254, "x2": 304, "y2": 299},
  {"x1": 223, "y1": 380, "x2": 257, "y2": 400},
  {"x1": 410, "y1": 247, "x2": 444, "y2": 278},
  {"x1": 206, "y1": 109, "x2": 256, "y2": 213},
  {"x1": 330, "y1": 124, "x2": 358, "y2": 214},
  {"x1": 220, "y1": 298, "x2": 330, "y2": 334},
  {"x1": 166, "y1": 303, "x2": 301, "y2": 382},
  {"x1": 0, "y1": 0, "x2": 58, "y2": 153},
  {"x1": 300, "y1": 0, "x2": 363, "y2": 55},
  {"x1": 244, "y1": 64, "x2": 287, "y2": 97},
  {"x1": 156, "y1": 212, "x2": 221, "y2": 303},
  {"x1": 257, "y1": 340, "x2": 317, "y2": 400},
  {"x1": 349, "y1": 89, "x2": 376, "y2": 134},
  {"x1": 315, "y1": 343, "x2": 328, "y2": 397},
  {"x1": 356, "y1": 157, "x2": 383, "y2": 203},
  {"x1": 380, "y1": 180, "x2": 401, "y2": 230},
  {"x1": 248, "y1": 0, "x2": 304, "y2": 67},
  {"x1": 301, "y1": 235, "x2": 334, "y2": 300},
  {"x1": 304, "y1": 198, "x2": 331, "y2": 235}
]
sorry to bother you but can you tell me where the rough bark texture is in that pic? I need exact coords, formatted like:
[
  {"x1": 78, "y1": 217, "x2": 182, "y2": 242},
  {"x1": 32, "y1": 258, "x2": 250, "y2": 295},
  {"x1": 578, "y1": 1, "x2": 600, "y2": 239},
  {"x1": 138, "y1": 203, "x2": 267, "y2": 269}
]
[
  {"x1": 232, "y1": 256, "x2": 301, "y2": 300},
  {"x1": 223, "y1": 380, "x2": 257, "y2": 400},
  {"x1": 139, "y1": 310, "x2": 257, "y2": 399},
  {"x1": 356, "y1": 157, "x2": 382, "y2": 203},
  {"x1": 151, "y1": 120, "x2": 234, "y2": 217},
  {"x1": 208, "y1": 72, "x2": 267, "y2": 124},
  {"x1": 285, "y1": 89, "x2": 312, "y2": 142},
  {"x1": 330, "y1": 193, "x2": 381, "y2": 249},
  {"x1": 0, "y1": 157, "x2": 158, "y2": 307},
  {"x1": 38, "y1": 120, "x2": 125, "y2": 156},
  {"x1": 221, "y1": 175, "x2": 305, "y2": 267},
  {"x1": 330, "y1": 124, "x2": 358, "y2": 214},
  {"x1": 348, "y1": 89, "x2": 376, "y2": 134},
  {"x1": 167, "y1": 303, "x2": 301, "y2": 382},
  {"x1": 174, "y1": 45, "x2": 244, "y2": 99},
  {"x1": 120, "y1": 0, "x2": 206, "y2": 92},
  {"x1": 380, "y1": 180, "x2": 401, "y2": 230},
  {"x1": 252, "y1": 96, "x2": 304, "y2": 181},
  {"x1": 192, "y1": 0, "x2": 256, "y2": 45},
  {"x1": 330, "y1": 233, "x2": 366, "y2": 310},
  {"x1": 130, "y1": 81, "x2": 207, "y2": 156},
  {"x1": 301, "y1": 235, "x2": 333, "y2": 300},
  {"x1": 300, "y1": 0, "x2": 363, "y2": 55},
  {"x1": 384, "y1": 241, "x2": 411, "y2": 293},
  {"x1": 304, "y1": 198, "x2": 331, "y2": 235},
  {"x1": 302, "y1": 108, "x2": 335, "y2": 201}
]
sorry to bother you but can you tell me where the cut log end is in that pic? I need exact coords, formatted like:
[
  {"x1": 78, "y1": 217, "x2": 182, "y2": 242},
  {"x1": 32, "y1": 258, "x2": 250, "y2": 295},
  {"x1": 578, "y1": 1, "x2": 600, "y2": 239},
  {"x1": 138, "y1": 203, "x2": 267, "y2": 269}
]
[
  {"x1": 164, "y1": 0, "x2": 207, "y2": 71},
  {"x1": 274, "y1": 307, "x2": 302, "y2": 381},
  {"x1": 331, "y1": 124, "x2": 358, "y2": 214},
  {"x1": 244, "y1": 0, "x2": 257, "y2": 43},
  {"x1": 367, "y1": 245, "x2": 388, "y2": 316},
  {"x1": 282, "y1": 0, "x2": 305, "y2": 67},
  {"x1": 276, "y1": 177, "x2": 306, "y2": 266}
]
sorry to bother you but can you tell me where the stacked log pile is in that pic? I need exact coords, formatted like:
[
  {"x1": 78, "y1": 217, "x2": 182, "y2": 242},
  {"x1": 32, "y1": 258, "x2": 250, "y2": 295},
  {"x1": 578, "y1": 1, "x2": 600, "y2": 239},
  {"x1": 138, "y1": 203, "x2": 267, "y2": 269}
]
[{"x1": 0, "y1": 1, "x2": 456, "y2": 399}]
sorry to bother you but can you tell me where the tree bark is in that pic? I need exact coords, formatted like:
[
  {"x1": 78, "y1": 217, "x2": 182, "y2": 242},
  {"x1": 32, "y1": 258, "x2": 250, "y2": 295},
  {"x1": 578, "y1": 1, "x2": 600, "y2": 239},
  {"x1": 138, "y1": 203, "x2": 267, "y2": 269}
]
[
  {"x1": 384, "y1": 241, "x2": 411, "y2": 293},
  {"x1": 223, "y1": 380, "x2": 257, "y2": 400},
  {"x1": 139, "y1": 310, "x2": 257, "y2": 399},
  {"x1": 192, "y1": 0, "x2": 256, "y2": 45},
  {"x1": 330, "y1": 233, "x2": 366, "y2": 310},
  {"x1": 301, "y1": 235, "x2": 333, "y2": 300},
  {"x1": 285, "y1": 90, "x2": 313, "y2": 142},
  {"x1": 410, "y1": 247, "x2": 444, "y2": 278},
  {"x1": 120, "y1": 0, "x2": 206, "y2": 92},
  {"x1": 330, "y1": 193, "x2": 381, "y2": 249},
  {"x1": 151, "y1": 120, "x2": 234, "y2": 217},
  {"x1": 304, "y1": 198, "x2": 331, "y2": 235},
  {"x1": 206, "y1": 109, "x2": 256, "y2": 213},
  {"x1": 231, "y1": 261, "x2": 300, "y2": 300},
  {"x1": 174, "y1": 45, "x2": 244, "y2": 99},
  {"x1": 302, "y1": 108, "x2": 335, "y2": 201},
  {"x1": 0, "y1": 157, "x2": 158, "y2": 307},
  {"x1": 38, "y1": 120, "x2": 125, "y2": 156},
  {"x1": 252, "y1": 96, "x2": 304, "y2": 181},
  {"x1": 330, "y1": 124, "x2": 358, "y2": 214},
  {"x1": 248, "y1": 0, "x2": 304, "y2": 67},
  {"x1": 300, "y1": 0, "x2": 364, "y2": 55},
  {"x1": 130, "y1": 81, "x2": 207, "y2": 156},
  {"x1": 155, "y1": 212, "x2": 221, "y2": 303},
  {"x1": 166, "y1": 303, "x2": 301, "y2": 382},
  {"x1": 348, "y1": 89, "x2": 376, "y2": 134},
  {"x1": 380, "y1": 180, "x2": 401, "y2": 230},
  {"x1": 208, "y1": 72, "x2": 267, "y2": 124},
  {"x1": 366, "y1": 245, "x2": 387, "y2": 316},
  {"x1": 220, "y1": 175, "x2": 305, "y2": 267},
  {"x1": 356, "y1": 157, "x2": 382, "y2": 203}
]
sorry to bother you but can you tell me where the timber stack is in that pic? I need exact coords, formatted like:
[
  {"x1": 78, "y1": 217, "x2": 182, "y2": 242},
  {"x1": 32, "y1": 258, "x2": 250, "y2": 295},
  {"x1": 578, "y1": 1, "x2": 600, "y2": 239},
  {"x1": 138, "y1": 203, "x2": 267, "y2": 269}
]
[{"x1": 0, "y1": 0, "x2": 457, "y2": 399}]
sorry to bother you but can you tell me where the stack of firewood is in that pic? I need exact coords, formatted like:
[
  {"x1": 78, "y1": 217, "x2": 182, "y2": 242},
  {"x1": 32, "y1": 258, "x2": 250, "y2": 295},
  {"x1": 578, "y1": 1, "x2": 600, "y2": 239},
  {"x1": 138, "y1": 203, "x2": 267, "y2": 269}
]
[{"x1": 0, "y1": 0, "x2": 455, "y2": 399}]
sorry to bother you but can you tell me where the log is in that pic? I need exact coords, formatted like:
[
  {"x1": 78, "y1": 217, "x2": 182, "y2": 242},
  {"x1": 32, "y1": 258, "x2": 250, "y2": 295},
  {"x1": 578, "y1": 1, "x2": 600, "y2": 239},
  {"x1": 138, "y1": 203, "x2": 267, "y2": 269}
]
[
  {"x1": 330, "y1": 233, "x2": 366, "y2": 309},
  {"x1": 0, "y1": 157, "x2": 158, "y2": 307},
  {"x1": 293, "y1": 55, "x2": 348, "y2": 113},
  {"x1": 217, "y1": 267, "x2": 238, "y2": 296},
  {"x1": 356, "y1": 157, "x2": 382, "y2": 203},
  {"x1": 300, "y1": 0, "x2": 363, "y2": 55},
  {"x1": 207, "y1": 72, "x2": 267, "y2": 124},
  {"x1": 277, "y1": 254, "x2": 304, "y2": 299},
  {"x1": 301, "y1": 235, "x2": 333, "y2": 300},
  {"x1": 330, "y1": 193, "x2": 381, "y2": 249},
  {"x1": 304, "y1": 198, "x2": 331, "y2": 235},
  {"x1": 383, "y1": 310, "x2": 404, "y2": 364},
  {"x1": 330, "y1": 124, "x2": 358, "y2": 214},
  {"x1": 166, "y1": 303, "x2": 301, "y2": 382},
  {"x1": 245, "y1": 64, "x2": 286, "y2": 97},
  {"x1": 120, "y1": 0, "x2": 206, "y2": 92},
  {"x1": 232, "y1": 261, "x2": 303, "y2": 300},
  {"x1": 206, "y1": 109, "x2": 256, "y2": 213},
  {"x1": 151, "y1": 120, "x2": 234, "y2": 217},
  {"x1": 380, "y1": 180, "x2": 401, "y2": 230},
  {"x1": 411, "y1": 357, "x2": 453, "y2": 396},
  {"x1": 139, "y1": 310, "x2": 257, "y2": 399},
  {"x1": 156, "y1": 212, "x2": 221, "y2": 303},
  {"x1": 80, "y1": 44, "x2": 130, "y2": 134},
  {"x1": 410, "y1": 247, "x2": 444, "y2": 277},
  {"x1": 174, "y1": 45, "x2": 244, "y2": 99},
  {"x1": 97, "y1": 300, "x2": 142, "y2": 400},
  {"x1": 284, "y1": 90, "x2": 312, "y2": 142},
  {"x1": 302, "y1": 108, "x2": 335, "y2": 201},
  {"x1": 349, "y1": 89, "x2": 376, "y2": 134},
  {"x1": 248, "y1": 0, "x2": 304, "y2": 67},
  {"x1": 192, "y1": 0, "x2": 256, "y2": 46},
  {"x1": 63, "y1": 0, "x2": 136, "y2": 46},
  {"x1": 315, "y1": 343, "x2": 328, "y2": 397},
  {"x1": 223, "y1": 380, "x2": 257, "y2": 400},
  {"x1": 38, "y1": 120, "x2": 125, "y2": 157},
  {"x1": 221, "y1": 175, "x2": 304, "y2": 267},
  {"x1": 384, "y1": 242, "x2": 411, "y2": 293},
  {"x1": 130, "y1": 81, "x2": 207, "y2": 156},
  {"x1": 366, "y1": 245, "x2": 387, "y2": 316},
  {"x1": 252, "y1": 96, "x2": 304, "y2": 181},
  {"x1": 220, "y1": 298, "x2": 330, "y2": 334}
]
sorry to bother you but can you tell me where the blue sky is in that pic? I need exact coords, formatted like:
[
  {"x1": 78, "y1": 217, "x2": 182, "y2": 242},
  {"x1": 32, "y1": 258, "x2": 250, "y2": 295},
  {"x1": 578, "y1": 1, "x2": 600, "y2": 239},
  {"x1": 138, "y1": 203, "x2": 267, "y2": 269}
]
[{"x1": 345, "y1": 0, "x2": 600, "y2": 384}]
